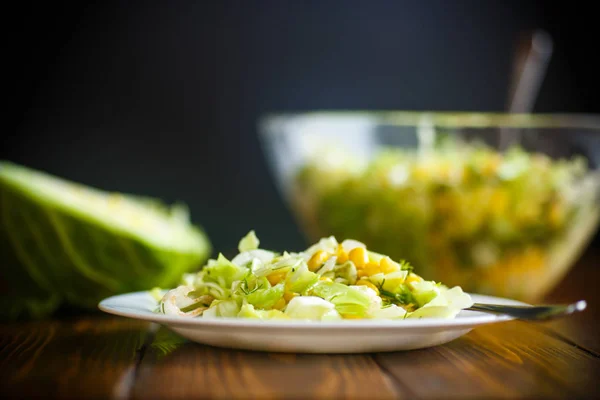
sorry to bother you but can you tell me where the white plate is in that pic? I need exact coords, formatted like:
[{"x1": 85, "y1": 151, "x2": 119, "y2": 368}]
[{"x1": 98, "y1": 292, "x2": 526, "y2": 354}]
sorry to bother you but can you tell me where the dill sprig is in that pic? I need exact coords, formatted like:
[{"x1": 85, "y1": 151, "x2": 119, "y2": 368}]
[
  {"x1": 398, "y1": 260, "x2": 414, "y2": 273},
  {"x1": 377, "y1": 278, "x2": 416, "y2": 306},
  {"x1": 239, "y1": 278, "x2": 263, "y2": 295},
  {"x1": 179, "y1": 301, "x2": 210, "y2": 313}
]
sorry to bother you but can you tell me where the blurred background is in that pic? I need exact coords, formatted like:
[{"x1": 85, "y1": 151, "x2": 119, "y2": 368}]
[{"x1": 4, "y1": 0, "x2": 600, "y2": 253}]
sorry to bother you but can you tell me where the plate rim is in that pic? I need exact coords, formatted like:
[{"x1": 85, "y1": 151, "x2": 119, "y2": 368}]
[{"x1": 98, "y1": 291, "x2": 527, "y2": 330}]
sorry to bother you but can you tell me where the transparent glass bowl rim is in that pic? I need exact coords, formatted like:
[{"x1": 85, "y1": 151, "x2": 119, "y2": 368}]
[{"x1": 259, "y1": 111, "x2": 600, "y2": 131}]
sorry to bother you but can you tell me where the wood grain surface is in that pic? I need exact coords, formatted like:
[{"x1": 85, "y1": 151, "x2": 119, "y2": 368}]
[
  {"x1": 132, "y1": 326, "x2": 400, "y2": 400},
  {"x1": 542, "y1": 248, "x2": 600, "y2": 353},
  {"x1": 1, "y1": 248, "x2": 599, "y2": 400},
  {"x1": 0, "y1": 317, "x2": 149, "y2": 399},
  {"x1": 375, "y1": 321, "x2": 600, "y2": 399}
]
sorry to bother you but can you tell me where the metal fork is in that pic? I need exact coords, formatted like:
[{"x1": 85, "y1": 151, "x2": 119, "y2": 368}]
[{"x1": 467, "y1": 300, "x2": 587, "y2": 321}]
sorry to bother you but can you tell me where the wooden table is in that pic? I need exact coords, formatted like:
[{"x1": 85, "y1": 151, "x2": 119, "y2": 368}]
[{"x1": 1, "y1": 249, "x2": 599, "y2": 400}]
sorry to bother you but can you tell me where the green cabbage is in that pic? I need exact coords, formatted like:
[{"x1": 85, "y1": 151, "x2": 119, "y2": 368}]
[
  {"x1": 309, "y1": 281, "x2": 372, "y2": 317},
  {"x1": 202, "y1": 299, "x2": 240, "y2": 318},
  {"x1": 371, "y1": 304, "x2": 407, "y2": 319},
  {"x1": 238, "y1": 230, "x2": 260, "y2": 252},
  {"x1": 386, "y1": 272, "x2": 410, "y2": 291},
  {"x1": 285, "y1": 264, "x2": 319, "y2": 294},
  {"x1": 245, "y1": 283, "x2": 285, "y2": 309},
  {"x1": 0, "y1": 161, "x2": 211, "y2": 320},
  {"x1": 237, "y1": 304, "x2": 289, "y2": 320},
  {"x1": 408, "y1": 286, "x2": 473, "y2": 319},
  {"x1": 410, "y1": 280, "x2": 442, "y2": 308},
  {"x1": 332, "y1": 261, "x2": 358, "y2": 285},
  {"x1": 284, "y1": 296, "x2": 341, "y2": 320},
  {"x1": 203, "y1": 254, "x2": 249, "y2": 288}
]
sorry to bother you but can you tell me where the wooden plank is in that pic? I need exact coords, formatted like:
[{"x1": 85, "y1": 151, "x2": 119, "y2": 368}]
[
  {"x1": 132, "y1": 327, "x2": 402, "y2": 400},
  {"x1": 375, "y1": 320, "x2": 600, "y2": 399},
  {"x1": 542, "y1": 247, "x2": 600, "y2": 353},
  {"x1": 0, "y1": 316, "x2": 150, "y2": 399}
]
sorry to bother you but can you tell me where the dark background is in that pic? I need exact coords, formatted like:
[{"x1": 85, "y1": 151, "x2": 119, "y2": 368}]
[{"x1": 4, "y1": 1, "x2": 600, "y2": 253}]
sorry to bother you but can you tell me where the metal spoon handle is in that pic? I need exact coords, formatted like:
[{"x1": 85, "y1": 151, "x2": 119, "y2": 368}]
[
  {"x1": 506, "y1": 29, "x2": 554, "y2": 114},
  {"x1": 467, "y1": 300, "x2": 587, "y2": 321},
  {"x1": 499, "y1": 29, "x2": 554, "y2": 151}
]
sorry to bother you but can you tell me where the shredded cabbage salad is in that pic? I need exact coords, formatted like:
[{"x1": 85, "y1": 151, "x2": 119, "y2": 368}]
[{"x1": 154, "y1": 231, "x2": 473, "y2": 321}]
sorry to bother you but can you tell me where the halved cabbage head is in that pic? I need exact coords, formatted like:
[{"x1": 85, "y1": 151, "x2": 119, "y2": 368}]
[{"x1": 0, "y1": 161, "x2": 211, "y2": 320}]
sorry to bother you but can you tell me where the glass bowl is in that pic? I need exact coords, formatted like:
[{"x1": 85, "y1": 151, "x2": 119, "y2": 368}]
[{"x1": 260, "y1": 111, "x2": 600, "y2": 302}]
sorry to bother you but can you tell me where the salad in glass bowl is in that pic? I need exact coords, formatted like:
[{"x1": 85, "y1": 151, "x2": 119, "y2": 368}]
[
  {"x1": 294, "y1": 142, "x2": 599, "y2": 301},
  {"x1": 260, "y1": 112, "x2": 600, "y2": 302},
  {"x1": 154, "y1": 231, "x2": 473, "y2": 321}
]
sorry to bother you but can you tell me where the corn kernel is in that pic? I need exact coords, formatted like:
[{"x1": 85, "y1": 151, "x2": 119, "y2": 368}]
[
  {"x1": 405, "y1": 273, "x2": 423, "y2": 284},
  {"x1": 356, "y1": 279, "x2": 380, "y2": 295},
  {"x1": 341, "y1": 314, "x2": 363, "y2": 320},
  {"x1": 438, "y1": 161, "x2": 452, "y2": 181},
  {"x1": 380, "y1": 257, "x2": 400, "y2": 274},
  {"x1": 319, "y1": 276, "x2": 332, "y2": 282},
  {"x1": 482, "y1": 156, "x2": 501, "y2": 177},
  {"x1": 489, "y1": 189, "x2": 508, "y2": 215},
  {"x1": 273, "y1": 298, "x2": 286, "y2": 310},
  {"x1": 337, "y1": 244, "x2": 349, "y2": 263},
  {"x1": 348, "y1": 247, "x2": 368, "y2": 268},
  {"x1": 435, "y1": 193, "x2": 452, "y2": 214},
  {"x1": 267, "y1": 270, "x2": 287, "y2": 286},
  {"x1": 549, "y1": 202, "x2": 563, "y2": 228},
  {"x1": 413, "y1": 165, "x2": 428, "y2": 180},
  {"x1": 357, "y1": 261, "x2": 381, "y2": 278},
  {"x1": 402, "y1": 303, "x2": 417, "y2": 312},
  {"x1": 308, "y1": 250, "x2": 330, "y2": 271},
  {"x1": 283, "y1": 291, "x2": 297, "y2": 302}
]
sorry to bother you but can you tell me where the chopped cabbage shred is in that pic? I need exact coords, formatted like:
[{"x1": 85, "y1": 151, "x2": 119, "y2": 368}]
[{"x1": 156, "y1": 231, "x2": 473, "y2": 321}]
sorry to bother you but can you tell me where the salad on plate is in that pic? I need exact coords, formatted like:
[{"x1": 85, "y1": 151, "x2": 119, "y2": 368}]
[{"x1": 154, "y1": 231, "x2": 473, "y2": 321}]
